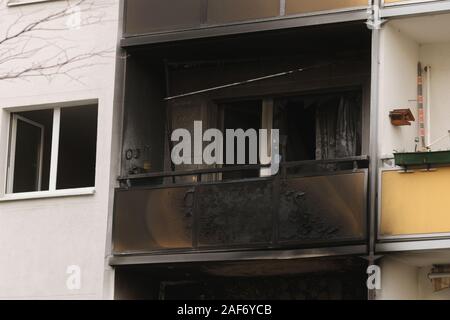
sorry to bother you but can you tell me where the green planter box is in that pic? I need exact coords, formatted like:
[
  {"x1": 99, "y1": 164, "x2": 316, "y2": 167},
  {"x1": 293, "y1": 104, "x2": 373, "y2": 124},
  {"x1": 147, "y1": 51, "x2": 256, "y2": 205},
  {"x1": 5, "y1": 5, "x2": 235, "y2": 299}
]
[{"x1": 394, "y1": 150, "x2": 450, "y2": 167}]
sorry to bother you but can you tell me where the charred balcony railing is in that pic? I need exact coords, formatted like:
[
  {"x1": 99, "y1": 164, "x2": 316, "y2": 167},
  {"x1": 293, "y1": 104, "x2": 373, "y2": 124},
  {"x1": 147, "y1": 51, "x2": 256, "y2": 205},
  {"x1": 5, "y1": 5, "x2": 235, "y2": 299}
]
[{"x1": 113, "y1": 156, "x2": 369, "y2": 255}]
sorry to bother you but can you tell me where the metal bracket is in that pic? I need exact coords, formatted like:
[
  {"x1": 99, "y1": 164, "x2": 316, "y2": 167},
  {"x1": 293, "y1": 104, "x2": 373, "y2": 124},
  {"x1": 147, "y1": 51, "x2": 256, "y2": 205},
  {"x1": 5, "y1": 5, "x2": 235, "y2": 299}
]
[
  {"x1": 360, "y1": 254, "x2": 384, "y2": 262},
  {"x1": 366, "y1": 4, "x2": 386, "y2": 30}
]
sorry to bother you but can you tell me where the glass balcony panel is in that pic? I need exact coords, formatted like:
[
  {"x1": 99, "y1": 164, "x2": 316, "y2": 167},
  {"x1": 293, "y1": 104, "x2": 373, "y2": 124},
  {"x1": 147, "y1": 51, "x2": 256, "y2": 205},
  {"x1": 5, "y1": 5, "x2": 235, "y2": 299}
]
[
  {"x1": 113, "y1": 186, "x2": 194, "y2": 253},
  {"x1": 206, "y1": 0, "x2": 280, "y2": 24},
  {"x1": 113, "y1": 168, "x2": 368, "y2": 254},
  {"x1": 279, "y1": 172, "x2": 367, "y2": 244},
  {"x1": 124, "y1": 0, "x2": 204, "y2": 34},
  {"x1": 380, "y1": 168, "x2": 450, "y2": 237},
  {"x1": 196, "y1": 179, "x2": 274, "y2": 247},
  {"x1": 285, "y1": 0, "x2": 368, "y2": 15}
]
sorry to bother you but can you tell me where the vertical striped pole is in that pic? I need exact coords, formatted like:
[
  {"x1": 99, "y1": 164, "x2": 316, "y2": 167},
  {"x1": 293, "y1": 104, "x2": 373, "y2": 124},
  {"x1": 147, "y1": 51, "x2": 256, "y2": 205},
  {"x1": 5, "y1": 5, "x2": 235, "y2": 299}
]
[{"x1": 418, "y1": 62, "x2": 426, "y2": 151}]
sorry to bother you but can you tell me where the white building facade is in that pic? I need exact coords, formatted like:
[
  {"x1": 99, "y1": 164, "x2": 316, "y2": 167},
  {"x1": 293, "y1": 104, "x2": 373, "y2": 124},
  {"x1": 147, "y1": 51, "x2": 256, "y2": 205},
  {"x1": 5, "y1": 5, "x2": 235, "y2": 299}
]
[{"x1": 0, "y1": 0, "x2": 121, "y2": 299}]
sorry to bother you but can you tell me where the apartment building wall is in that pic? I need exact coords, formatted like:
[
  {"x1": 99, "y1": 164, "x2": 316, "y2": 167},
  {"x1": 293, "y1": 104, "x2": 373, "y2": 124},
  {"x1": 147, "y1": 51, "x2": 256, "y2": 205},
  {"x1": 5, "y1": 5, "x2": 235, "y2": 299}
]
[
  {"x1": 377, "y1": 12, "x2": 450, "y2": 300},
  {"x1": 378, "y1": 16, "x2": 450, "y2": 238},
  {"x1": 420, "y1": 42, "x2": 450, "y2": 151},
  {"x1": 377, "y1": 256, "x2": 450, "y2": 300},
  {"x1": 0, "y1": 0, "x2": 120, "y2": 299},
  {"x1": 379, "y1": 15, "x2": 450, "y2": 157},
  {"x1": 377, "y1": 257, "x2": 419, "y2": 300},
  {"x1": 378, "y1": 23, "x2": 420, "y2": 158}
]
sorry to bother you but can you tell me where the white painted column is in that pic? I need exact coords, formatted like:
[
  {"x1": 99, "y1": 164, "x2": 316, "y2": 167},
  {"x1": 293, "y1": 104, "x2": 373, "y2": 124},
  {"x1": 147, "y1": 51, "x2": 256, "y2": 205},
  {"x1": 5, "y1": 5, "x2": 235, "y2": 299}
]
[{"x1": 49, "y1": 107, "x2": 61, "y2": 191}]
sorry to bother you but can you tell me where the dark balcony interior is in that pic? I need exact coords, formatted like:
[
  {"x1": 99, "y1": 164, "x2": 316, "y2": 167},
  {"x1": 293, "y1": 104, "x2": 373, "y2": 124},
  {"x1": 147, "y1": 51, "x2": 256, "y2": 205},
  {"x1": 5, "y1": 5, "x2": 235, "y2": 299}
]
[
  {"x1": 114, "y1": 256, "x2": 368, "y2": 300},
  {"x1": 115, "y1": 22, "x2": 371, "y2": 258}
]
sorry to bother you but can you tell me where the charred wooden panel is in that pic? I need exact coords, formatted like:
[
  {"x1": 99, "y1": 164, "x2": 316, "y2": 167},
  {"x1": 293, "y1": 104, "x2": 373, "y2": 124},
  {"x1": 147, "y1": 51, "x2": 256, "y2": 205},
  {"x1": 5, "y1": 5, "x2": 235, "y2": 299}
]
[
  {"x1": 278, "y1": 172, "x2": 366, "y2": 244},
  {"x1": 113, "y1": 187, "x2": 194, "y2": 253},
  {"x1": 196, "y1": 180, "x2": 274, "y2": 247}
]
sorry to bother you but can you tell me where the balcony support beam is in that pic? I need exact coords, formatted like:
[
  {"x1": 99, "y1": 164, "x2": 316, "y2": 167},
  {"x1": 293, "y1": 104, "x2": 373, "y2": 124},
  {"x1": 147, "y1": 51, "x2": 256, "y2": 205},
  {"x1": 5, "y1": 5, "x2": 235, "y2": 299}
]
[
  {"x1": 367, "y1": 10, "x2": 381, "y2": 300},
  {"x1": 377, "y1": 240, "x2": 450, "y2": 253},
  {"x1": 109, "y1": 245, "x2": 368, "y2": 266},
  {"x1": 380, "y1": 1, "x2": 450, "y2": 18}
]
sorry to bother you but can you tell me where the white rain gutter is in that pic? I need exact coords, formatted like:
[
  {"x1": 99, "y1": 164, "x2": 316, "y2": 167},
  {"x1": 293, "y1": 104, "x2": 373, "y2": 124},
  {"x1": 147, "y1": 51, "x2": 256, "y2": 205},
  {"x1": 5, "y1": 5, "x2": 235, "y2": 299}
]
[{"x1": 426, "y1": 65, "x2": 432, "y2": 148}]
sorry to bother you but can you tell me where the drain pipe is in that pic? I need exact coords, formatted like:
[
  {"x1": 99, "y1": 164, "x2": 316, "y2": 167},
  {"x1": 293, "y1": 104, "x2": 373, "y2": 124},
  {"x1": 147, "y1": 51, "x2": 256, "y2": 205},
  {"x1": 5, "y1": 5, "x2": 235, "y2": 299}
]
[
  {"x1": 367, "y1": 28, "x2": 380, "y2": 301},
  {"x1": 366, "y1": 0, "x2": 383, "y2": 301},
  {"x1": 418, "y1": 63, "x2": 427, "y2": 151},
  {"x1": 425, "y1": 65, "x2": 432, "y2": 148}
]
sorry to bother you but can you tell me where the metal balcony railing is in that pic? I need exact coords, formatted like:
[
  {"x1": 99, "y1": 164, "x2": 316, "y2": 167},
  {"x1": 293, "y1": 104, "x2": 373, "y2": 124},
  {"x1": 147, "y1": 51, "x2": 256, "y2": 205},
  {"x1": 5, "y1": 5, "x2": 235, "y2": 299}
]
[{"x1": 113, "y1": 156, "x2": 369, "y2": 256}]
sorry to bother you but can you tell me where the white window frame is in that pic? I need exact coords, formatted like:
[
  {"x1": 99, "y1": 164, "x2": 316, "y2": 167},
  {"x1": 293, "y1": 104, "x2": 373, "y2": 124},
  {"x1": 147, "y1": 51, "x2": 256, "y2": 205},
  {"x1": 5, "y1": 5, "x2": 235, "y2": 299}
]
[
  {"x1": 7, "y1": 0, "x2": 58, "y2": 7},
  {"x1": 7, "y1": 114, "x2": 45, "y2": 194},
  {"x1": 48, "y1": 107, "x2": 61, "y2": 192},
  {"x1": 260, "y1": 98, "x2": 274, "y2": 177},
  {"x1": 1, "y1": 104, "x2": 97, "y2": 202}
]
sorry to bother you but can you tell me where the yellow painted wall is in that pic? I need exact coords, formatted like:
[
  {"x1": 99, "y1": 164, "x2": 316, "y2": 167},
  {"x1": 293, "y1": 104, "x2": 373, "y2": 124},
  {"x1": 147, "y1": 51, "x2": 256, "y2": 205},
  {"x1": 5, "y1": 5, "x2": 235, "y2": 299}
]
[
  {"x1": 286, "y1": 0, "x2": 367, "y2": 15},
  {"x1": 380, "y1": 167, "x2": 450, "y2": 236}
]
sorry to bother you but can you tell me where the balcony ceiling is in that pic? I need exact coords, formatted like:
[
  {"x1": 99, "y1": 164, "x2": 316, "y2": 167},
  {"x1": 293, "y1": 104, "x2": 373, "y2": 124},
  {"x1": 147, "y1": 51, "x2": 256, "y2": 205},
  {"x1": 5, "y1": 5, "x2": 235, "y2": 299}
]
[
  {"x1": 390, "y1": 12, "x2": 450, "y2": 44},
  {"x1": 389, "y1": 249, "x2": 450, "y2": 268},
  {"x1": 115, "y1": 256, "x2": 367, "y2": 278},
  {"x1": 129, "y1": 22, "x2": 371, "y2": 62}
]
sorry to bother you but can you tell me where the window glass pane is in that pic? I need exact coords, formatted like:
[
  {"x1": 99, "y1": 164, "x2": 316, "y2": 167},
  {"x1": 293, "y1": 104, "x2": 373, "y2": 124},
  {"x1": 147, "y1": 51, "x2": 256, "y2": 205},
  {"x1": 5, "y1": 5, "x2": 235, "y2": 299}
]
[
  {"x1": 10, "y1": 110, "x2": 53, "y2": 193},
  {"x1": 222, "y1": 100, "x2": 262, "y2": 180},
  {"x1": 56, "y1": 105, "x2": 98, "y2": 190},
  {"x1": 274, "y1": 92, "x2": 362, "y2": 164},
  {"x1": 13, "y1": 120, "x2": 42, "y2": 193}
]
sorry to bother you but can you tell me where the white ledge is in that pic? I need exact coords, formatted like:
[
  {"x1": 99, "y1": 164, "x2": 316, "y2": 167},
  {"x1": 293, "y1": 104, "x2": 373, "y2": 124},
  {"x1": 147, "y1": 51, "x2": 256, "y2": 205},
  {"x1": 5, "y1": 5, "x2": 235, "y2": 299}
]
[{"x1": 0, "y1": 187, "x2": 95, "y2": 202}]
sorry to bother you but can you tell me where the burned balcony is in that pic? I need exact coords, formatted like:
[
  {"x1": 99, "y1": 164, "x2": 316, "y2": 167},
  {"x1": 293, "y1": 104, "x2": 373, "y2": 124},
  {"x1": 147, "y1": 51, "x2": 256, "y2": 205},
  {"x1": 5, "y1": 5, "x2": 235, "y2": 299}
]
[
  {"x1": 113, "y1": 24, "x2": 372, "y2": 263},
  {"x1": 112, "y1": 157, "x2": 368, "y2": 257}
]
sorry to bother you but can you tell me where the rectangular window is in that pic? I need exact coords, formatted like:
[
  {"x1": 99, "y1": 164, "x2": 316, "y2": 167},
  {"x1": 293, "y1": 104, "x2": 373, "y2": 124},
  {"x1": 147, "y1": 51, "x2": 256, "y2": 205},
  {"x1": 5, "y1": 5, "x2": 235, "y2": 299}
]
[
  {"x1": 6, "y1": 104, "x2": 98, "y2": 194},
  {"x1": 216, "y1": 91, "x2": 362, "y2": 179},
  {"x1": 274, "y1": 92, "x2": 362, "y2": 162},
  {"x1": 221, "y1": 99, "x2": 262, "y2": 180}
]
